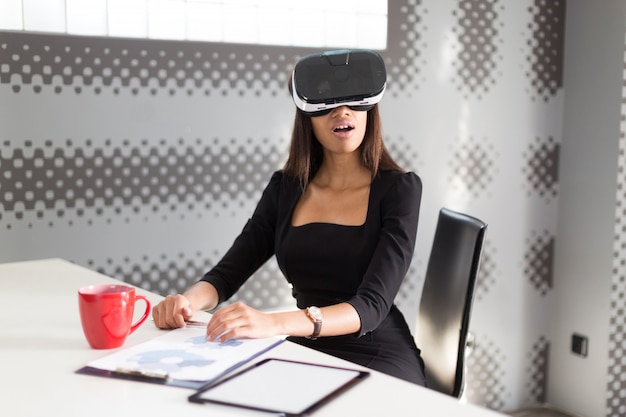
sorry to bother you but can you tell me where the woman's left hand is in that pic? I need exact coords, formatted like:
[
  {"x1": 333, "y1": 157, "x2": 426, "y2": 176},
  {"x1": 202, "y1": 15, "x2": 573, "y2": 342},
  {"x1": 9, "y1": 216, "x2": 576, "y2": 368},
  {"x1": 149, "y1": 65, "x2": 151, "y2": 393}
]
[{"x1": 206, "y1": 302, "x2": 278, "y2": 342}]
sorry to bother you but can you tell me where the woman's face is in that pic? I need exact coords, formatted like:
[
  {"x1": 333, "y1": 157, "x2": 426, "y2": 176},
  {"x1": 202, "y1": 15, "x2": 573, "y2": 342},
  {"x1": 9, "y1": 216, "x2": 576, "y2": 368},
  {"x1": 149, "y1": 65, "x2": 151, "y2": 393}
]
[{"x1": 310, "y1": 106, "x2": 368, "y2": 156}]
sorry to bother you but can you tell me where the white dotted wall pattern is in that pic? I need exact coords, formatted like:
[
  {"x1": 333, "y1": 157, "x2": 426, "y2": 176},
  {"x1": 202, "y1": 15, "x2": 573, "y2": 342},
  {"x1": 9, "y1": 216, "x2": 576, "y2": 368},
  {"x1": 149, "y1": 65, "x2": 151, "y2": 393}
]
[
  {"x1": 386, "y1": 135, "x2": 424, "y2": 174},
  {"x1": 464, "y1": 334, "x2": 508, "y2": 409},
  {"x1": 525, "y1": 0, "x2": 565, "y2": 102},
  {"x1": 0, "y1": 137, "x2": 283, "y2": 228},
  {"x1": 386, "y1": 0, "x2": 428, "y2": 96},
  {"x1": 524, "y1": 230, "x2": 554, "y2": 296},
  {"x1": 524, "y1": 336, "x2": 549, "y2": 405},
  {"x1": 448, "y1": 136, "x2": 497, "y2": 198},
  {"x1": 606, "y1": 37, "x2": 626, "y2": 417},
  {"x1": 89, "y1": 252, "x2": 294, "y2": 309},
  {"x1": 475, "y1": 240, "x2": 497, "y2": 302},
  {"x1": 451, "y1": 0, "x2": 504, "y2": 99},
  {"x1": 523, "y1": 136, "x2": 560, "y2": 202},
  {"x1": 90, "y1": 252, "x2": 213, "y2": 295},
  {"x1": 0, "y1": 32, "x2": 297, "y2": 96}
]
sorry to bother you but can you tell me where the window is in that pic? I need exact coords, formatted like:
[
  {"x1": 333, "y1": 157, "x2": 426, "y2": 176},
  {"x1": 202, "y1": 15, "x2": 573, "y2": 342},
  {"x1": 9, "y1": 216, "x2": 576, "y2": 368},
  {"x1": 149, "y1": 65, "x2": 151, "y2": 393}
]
[{"x1": 0, "y1": 0, "x2": 388, "y2": 49}]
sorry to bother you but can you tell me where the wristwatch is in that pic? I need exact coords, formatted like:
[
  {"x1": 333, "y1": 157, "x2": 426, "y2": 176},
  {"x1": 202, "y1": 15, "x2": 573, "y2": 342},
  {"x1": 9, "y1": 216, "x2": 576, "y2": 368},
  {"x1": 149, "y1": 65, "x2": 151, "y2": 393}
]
[{"x1": 305, "y1": 306, "x2": 323, "y2": 340}]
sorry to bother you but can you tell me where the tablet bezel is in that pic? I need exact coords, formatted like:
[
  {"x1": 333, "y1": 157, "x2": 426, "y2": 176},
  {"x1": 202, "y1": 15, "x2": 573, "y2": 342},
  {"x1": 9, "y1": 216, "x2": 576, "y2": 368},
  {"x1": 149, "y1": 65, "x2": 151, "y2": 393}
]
[{"x1": 188, "y1": 358, "x2": 369, "y2": 416}]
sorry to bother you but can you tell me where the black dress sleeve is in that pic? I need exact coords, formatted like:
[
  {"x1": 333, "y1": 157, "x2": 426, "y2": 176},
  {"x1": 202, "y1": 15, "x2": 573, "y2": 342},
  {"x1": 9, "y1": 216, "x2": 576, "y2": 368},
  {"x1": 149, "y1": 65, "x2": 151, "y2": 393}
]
[
  {"x1": 200, "y1": 171, "x2": 283, "y2": 303},
  {"x1": 346, "y1": 172, "x2": 422, "y2": 336}
]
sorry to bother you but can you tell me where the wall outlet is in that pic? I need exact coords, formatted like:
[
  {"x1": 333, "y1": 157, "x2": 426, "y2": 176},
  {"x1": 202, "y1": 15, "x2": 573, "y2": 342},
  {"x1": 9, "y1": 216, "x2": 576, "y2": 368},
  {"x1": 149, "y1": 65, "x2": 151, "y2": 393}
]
[{"x1": 571, "y1": 333, "x2": 588, "y2": 357}]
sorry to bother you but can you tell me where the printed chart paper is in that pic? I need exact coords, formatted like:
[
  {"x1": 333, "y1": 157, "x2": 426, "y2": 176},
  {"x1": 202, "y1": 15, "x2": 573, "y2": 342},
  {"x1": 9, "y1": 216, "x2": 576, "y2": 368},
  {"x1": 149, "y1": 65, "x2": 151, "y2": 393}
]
[{"x1": 84, "y1": 327, "x2": 283, "y2": 382}]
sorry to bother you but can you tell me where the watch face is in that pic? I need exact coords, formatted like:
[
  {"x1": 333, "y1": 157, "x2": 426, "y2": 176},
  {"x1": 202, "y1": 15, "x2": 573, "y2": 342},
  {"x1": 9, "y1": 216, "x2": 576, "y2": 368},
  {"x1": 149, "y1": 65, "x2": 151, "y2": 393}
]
[{"x1": 309, "y1": 307, "x2": 322, "y2": 321}]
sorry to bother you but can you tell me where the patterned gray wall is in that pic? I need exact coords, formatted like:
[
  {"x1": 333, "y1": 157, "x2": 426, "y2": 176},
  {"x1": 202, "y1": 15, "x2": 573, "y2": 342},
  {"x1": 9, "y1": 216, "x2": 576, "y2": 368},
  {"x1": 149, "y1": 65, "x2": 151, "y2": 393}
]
[
  {"x1": 608, "y1": 35, "x2": 626, "y2": 417},
  {"x1": 0, "y1": 0, "x2": 572, "y2": 412}
]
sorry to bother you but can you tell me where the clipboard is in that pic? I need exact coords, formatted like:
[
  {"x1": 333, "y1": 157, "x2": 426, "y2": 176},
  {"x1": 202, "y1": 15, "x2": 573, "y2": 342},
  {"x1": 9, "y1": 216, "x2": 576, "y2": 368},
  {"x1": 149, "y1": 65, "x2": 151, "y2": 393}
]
[
  {"x1": 75, "y1": 327, "x2": 284, "y2": 389},
  {"x1": 76, "y1": 365, "x2": 209, "y2": 389},
  {"x1": 188, "y1": 358, "x2": 369, "y2": 416}
]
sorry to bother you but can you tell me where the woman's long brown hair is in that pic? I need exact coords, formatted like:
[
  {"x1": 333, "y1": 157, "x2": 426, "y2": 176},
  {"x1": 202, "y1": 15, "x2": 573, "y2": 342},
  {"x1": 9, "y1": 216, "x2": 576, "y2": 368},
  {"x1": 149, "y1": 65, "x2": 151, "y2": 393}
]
[{"x1": 282, "y1": 105, "x2": 404, "y2": 189}]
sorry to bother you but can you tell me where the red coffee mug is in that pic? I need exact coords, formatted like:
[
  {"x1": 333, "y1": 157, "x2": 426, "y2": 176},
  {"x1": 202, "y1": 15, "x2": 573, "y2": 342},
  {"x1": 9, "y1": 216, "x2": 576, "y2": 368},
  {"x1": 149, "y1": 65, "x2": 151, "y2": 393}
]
[{"x1": 78, "y1": 284, "x2": 151, "y2": 349}]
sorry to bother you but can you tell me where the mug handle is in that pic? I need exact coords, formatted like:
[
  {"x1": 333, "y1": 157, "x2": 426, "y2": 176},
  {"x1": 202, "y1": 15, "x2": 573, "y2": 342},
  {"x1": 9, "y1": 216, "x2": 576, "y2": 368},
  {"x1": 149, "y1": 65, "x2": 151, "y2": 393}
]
[{"x1": 129, "y1": 294, "x2": 151, "y2": 335}]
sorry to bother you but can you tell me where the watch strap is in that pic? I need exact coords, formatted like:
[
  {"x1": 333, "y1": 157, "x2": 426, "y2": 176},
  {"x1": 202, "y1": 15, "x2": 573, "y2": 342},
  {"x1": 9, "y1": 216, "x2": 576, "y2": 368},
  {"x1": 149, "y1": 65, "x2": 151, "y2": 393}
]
[{"x1": 305, "y1": 307, "x2": 322, "y2": 340}]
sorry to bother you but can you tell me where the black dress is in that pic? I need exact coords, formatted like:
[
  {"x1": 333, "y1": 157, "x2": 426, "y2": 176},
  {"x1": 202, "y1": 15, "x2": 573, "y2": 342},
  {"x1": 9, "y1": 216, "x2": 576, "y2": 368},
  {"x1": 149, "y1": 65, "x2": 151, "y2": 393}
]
[{"x1": 201, "y1": 169, "x2": 426, "y2": 385}]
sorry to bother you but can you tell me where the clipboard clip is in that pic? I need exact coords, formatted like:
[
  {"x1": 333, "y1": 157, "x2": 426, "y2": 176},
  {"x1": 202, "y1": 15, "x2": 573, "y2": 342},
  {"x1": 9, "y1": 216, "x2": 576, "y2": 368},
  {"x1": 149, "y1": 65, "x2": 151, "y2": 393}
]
[
  {"x1": 184, "y1": 320, "x2": 208, "y2": 328},
  {"x1": 113, "y1": 367, "x2": 170, "y2": 381}
]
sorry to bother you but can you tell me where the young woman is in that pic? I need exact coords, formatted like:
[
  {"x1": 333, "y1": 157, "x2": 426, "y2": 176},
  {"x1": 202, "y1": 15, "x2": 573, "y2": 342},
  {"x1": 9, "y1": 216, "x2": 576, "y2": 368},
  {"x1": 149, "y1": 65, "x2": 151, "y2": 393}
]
[{"x1": 153, "y1": 51, "x2": 426, "y2": 385}]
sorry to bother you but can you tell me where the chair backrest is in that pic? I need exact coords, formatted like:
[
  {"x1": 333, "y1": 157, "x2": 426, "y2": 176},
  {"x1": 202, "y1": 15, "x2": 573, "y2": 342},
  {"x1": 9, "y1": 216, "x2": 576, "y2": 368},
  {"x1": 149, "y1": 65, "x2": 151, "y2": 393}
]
[{"x1": 415, "y1": 208, "x2": 487, "y2": 398}]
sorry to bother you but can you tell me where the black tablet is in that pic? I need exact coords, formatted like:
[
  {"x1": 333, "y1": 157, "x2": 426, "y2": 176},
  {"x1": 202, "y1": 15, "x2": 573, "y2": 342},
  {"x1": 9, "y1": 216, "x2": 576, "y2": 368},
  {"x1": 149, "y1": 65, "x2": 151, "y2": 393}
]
[{"x1": 188, "y1": 358, "x2": 369, "y2": 416}]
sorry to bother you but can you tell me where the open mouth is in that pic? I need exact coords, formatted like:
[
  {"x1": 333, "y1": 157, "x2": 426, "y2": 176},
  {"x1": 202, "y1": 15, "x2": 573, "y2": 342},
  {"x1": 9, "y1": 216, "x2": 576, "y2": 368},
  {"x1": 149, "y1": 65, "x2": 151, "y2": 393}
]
[{"x1": 333, "y1": 124, "x2": 354, "y2": 133}]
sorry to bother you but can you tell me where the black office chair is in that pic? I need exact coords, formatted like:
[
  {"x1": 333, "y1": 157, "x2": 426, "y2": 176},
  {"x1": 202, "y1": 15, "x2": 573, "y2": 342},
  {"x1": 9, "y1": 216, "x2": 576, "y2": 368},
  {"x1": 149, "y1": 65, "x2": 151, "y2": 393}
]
[{"x1": 415, "y1": 208, "x2": 487, "y2": 398}]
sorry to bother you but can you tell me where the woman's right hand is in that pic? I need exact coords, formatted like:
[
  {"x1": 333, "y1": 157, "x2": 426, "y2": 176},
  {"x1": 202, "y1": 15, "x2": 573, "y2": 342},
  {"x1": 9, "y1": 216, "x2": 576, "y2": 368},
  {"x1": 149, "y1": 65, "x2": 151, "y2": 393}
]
[{"x1": 152, "y1": 294, "x2": 194, "y2": 329}]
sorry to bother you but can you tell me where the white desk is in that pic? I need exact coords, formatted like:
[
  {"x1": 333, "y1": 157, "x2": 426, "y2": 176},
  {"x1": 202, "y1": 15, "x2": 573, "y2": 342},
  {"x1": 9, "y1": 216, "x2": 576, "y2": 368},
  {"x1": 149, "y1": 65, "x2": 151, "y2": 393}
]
[{"x1": 0, "y1": 258, "x2": 504, "y2": 417}]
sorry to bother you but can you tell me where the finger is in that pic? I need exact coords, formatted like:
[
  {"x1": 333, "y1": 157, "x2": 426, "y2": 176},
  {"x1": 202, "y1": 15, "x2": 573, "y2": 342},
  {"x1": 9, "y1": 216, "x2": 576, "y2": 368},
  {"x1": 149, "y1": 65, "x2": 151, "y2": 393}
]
[
  {"x1": 160, "y1": 295, "x2": 186, "y2": 329},
  {"x1": 183, "y1": 306, "x2": 193, "y2": 321},
  {"x1": 212, "y1": 328, "x2": 236, "y2": 343},
  {"x1": 161, "y1": 296, "x2": 177, "y2": 328},
  {"x1": 206, "y1": 313, "x2": 245, "y2": 341},
  {"x1": 206, "y1": 303, "x2": 258, "y2": 341},
  {"x1": 153, "y1": 300, "x2": 173, "y2": 329},
  {"x1": 152, "y1": 304, "x2": 163, "y2": 328},
  {"x1": 173, "y1": 297, "x2": 189, "y2": 328},
  {"x1": 172, "y1": 295, "x2": 191, "y2": 328},
  {"x1": 218, "y1": 322, "x2": 265, "y2": 342},
  {"x1": 206, "y1": 317, "x2": 234, "y2": 341},
  {"x1": 154, "y1": 299, "x2": 172, "y2": 329}
]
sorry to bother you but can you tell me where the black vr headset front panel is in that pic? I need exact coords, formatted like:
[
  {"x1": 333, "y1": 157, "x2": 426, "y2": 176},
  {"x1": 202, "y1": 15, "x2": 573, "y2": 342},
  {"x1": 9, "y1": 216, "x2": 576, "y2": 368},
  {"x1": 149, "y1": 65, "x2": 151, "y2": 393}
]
[{"x1": 293, "y1": 50, "x2": 387, "y2": 107}]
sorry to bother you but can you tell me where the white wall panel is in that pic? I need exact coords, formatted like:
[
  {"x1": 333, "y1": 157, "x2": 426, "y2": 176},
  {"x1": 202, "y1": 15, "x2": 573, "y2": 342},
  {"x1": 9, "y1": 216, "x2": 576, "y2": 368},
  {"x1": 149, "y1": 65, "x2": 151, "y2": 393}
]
[
  {"x1": 550, "y1": 1, "x2": 625, "y2": 416},
  {"x1": 186, "y1": 1, "x2": 223, "y2": 42},
  {"x1": 66, "y1": 0, "x2": 107, "y2": 36},
  {"x1": 148, "y1": 0, "x2": 186, "y2": 40},
  {"x1": 0, "y1": 0, "x2": 24, "y2": 30},
  {"x1": 107, "y1": 0, "x2": 148, "y2": 38},
  {"x1": 23, "y1": 0, "x2": 65, "y2": 32}
]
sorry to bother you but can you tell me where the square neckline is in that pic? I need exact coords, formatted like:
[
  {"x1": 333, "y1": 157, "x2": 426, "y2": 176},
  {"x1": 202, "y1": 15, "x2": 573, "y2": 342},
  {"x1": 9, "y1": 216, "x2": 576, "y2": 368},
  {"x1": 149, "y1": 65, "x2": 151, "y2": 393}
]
[{"x1": 289, "y1": 184, "x2": 373, "y2": 228}]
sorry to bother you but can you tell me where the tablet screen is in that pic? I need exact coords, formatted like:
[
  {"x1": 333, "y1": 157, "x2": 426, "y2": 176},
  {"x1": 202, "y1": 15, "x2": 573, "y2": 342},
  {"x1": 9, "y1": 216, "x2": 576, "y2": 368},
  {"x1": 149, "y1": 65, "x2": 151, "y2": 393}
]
[{"x1": 188, "y1": 358, "x2": 368, "y2": 416}]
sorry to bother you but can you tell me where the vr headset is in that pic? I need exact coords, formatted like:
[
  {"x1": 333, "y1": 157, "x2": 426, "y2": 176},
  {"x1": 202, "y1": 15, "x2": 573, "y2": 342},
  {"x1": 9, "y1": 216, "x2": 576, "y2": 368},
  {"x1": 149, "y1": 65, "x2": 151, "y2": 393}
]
[{"x1": 291, "y1": 49, "x2": 387, "y2": 117}]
